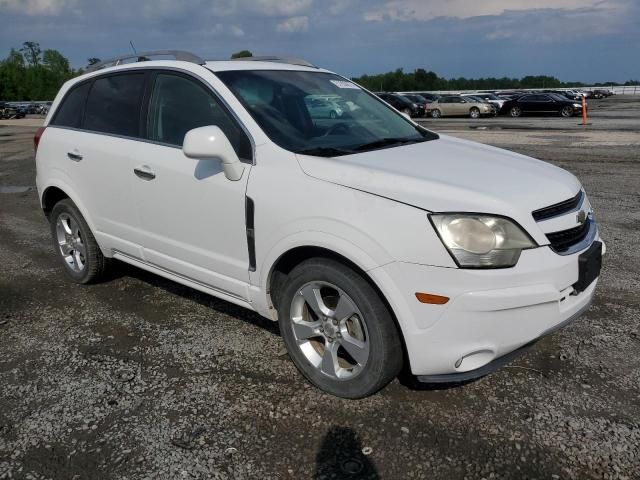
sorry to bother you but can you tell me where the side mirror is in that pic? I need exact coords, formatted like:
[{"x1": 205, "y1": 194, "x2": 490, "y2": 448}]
[{"x1": 182, "y1": 126, "x2": 244, "y2": 181}]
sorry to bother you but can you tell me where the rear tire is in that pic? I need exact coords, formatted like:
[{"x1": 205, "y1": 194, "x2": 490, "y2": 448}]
[
  {"x1": 277, "y1": 258, "x2": 403, "y2": 398},
  {"x1": 49, "y1": 199, "x2": 111, "y2": 284}
]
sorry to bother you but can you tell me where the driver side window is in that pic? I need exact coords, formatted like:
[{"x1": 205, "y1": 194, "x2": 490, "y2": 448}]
[{"x1": 146, "y1": 73, "x2": 252, "y2": 161}]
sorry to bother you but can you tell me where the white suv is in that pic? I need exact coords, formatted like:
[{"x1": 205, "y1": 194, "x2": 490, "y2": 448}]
[{"x1": 35, "y1": 51, "x2": 604, "y2": 398}]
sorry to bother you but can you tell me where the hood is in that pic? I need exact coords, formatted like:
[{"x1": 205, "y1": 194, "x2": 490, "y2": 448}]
[{"x1": 296, "y1": 135, "x2": 581, "y2": 241}]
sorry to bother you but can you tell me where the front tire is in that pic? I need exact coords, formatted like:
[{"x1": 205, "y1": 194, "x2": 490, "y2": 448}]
[
  {"x1": 560, "y1": 106, "x2": 574, "y2": 117},
  {"x1": 430, "y1": 109, "x2": 441, "y2": 118},
  {"x1": 277, "y1": 258, "x2": 403, "y2": 398},
  {"x1": 329, "y1": 110, "x2": 337, "y2": 119},
  {"x1": 510, "y1": 106, "x2": 522, "y2": 117},
  {"x1": 469, "y1": 107, "x2": 480, "y2": 119},
  {"x1": 50, "y1": 199, "x2": 110, "y2": 284}
]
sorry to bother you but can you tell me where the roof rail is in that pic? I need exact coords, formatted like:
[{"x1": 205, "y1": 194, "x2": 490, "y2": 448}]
[
  {"x1": 231, "y1": 56, "x2": 317, "y2": 68},
  {"x1": 86, "y1": 50, "x2": 205, "y2": 73}
]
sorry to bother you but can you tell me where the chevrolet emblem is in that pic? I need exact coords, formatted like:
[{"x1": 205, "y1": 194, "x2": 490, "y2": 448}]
[{"x1": 576, "y1": 210, "x2": 587, "y2": 225}]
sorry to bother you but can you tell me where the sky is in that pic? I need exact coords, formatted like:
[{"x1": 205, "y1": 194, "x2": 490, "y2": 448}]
[{"x1": 0, "y1": 0, "x2": 639, "y2": 83}]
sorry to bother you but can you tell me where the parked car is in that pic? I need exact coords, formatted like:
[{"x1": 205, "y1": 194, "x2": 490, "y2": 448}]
[
  {"x1": 402, "y1": 93, "x2": 430, "y2": 111},
  {"x1": 427, "y1": 95, "x2": 494, "y2": 118},
  {"x1": 493, "y1": 91, "x2": 529, "y2": 99},
  {"x1": 468, "y1": 93, "x2": 506, "y2": 113},
  {"x1": 376, "y1": 92, "x2": 425, "y2": 117},
  {"x1": 37, "y1": 104, "x2": 50, "y2": 115},
  {"x1": 401, "y1": 93, "x2": 427, "y2": 103},
  {"x1": 504, "y1": 93, "x2": 583, "y2": 117},
  {"x1": 304, "y1": 96, "x2": 343, "y2": 119},
  {"x1": 461, "y1": 94, "x2": 499, "y2": 115},
  {"x1": 565, "y1": 89, "x2": 587, "y2": 99},
  {"x1": 550, "y1": 90, "x2": 582, "y2": 101},
  {"x1": 588, "y1": 89, "x2": 612, "y2": 99},
  {"x1": 15, "y1": 104, "x2": 30, "y2": 116},
  {"x1": 410, "y1": 92, "x2": 441, "y2": 102},
  {"x1": 36, "y1": 51, "x2": 603, "y2": 398},
  {"x1": 0, "y1": 102, "x2": 23, "y2": 119}
]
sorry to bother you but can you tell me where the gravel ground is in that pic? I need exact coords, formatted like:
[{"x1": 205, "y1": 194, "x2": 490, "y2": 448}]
[{"x1": 1, "y1": 97, "x2": 639, "y2": 479}]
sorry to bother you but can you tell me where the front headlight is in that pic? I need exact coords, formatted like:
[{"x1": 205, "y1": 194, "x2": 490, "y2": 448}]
[
  {"x1": 573, "y1": 103, "x2": 582, "y2": 108},
  {"x1": 430, "y1": 214, "x2": 537, "y2": 268}
]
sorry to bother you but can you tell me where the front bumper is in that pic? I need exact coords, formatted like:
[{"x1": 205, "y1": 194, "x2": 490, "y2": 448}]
[
  {"x1": 416, "y1": 299, "x2": 591, "y2": 383},
  {"x1": 369, "y1": 240, "x2": 604, "y2": 378}
]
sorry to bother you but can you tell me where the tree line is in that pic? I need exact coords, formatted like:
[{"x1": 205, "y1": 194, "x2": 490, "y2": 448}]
[
  {"x1": 0, "y1": 42, "x2": 82, "y2": 101},
  {"x1": 1, "y1": 43, "x2": 638, "y2": 101},
  {"x1": 351, "y1": 68, "x2": 639, "y2": 92}
]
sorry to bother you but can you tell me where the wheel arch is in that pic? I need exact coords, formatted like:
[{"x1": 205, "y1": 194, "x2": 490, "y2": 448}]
[
  {"x1": 41, "y1": 185, "x2": 70, "y2": 217},
  {"x1": 39, "y1": 181, "x2": 99, "y2": 237},
  {"x1": 265, "y1": 244, "x2": 409, "y2": 369}
]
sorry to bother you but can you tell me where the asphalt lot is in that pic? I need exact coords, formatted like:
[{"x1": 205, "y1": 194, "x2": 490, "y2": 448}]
[{"x1": 1, "y1": 96, "x2": 639, "y2": 479}]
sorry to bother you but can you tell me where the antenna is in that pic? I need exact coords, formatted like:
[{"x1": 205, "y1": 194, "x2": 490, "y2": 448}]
[{"x1": 129, "y1": 41, "x2": 137, "y2": 54}]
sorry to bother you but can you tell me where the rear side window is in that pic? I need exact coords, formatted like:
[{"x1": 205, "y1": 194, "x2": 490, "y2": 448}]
[
  {"x1": 146, "y1": 73, "x2": 252, "y2": 160},
  {"x1": 51, "y1": 82, "x2": 90, "y2": 128},
  {"x1": 84, "y1": 73, "x2": 145, "y2": 137}
]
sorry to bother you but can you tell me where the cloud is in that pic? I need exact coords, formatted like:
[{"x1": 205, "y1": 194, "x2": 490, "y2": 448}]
[
  {"x1": 200, "y1": 22, "x2": 244, "y2": 37},
  {"x1": 0, "y1": 0, "x2": 72, "y2": 15},
  {"x1": 276, "y1": 15, "x2": 309, "y2": 33},
  {"x1": 230, "y1": 24, "x2": 244, "y2": 37},
  {"x1": 328, "y1": 0, "x2": 352, "y2": 15},
  {"x1": 480, "y1": 6, "x2": 630, "y2": 42},
  {"x1": 208, "y1": 0, "x2": 312, "y2": 17},
  {"x1": 250, "y1": 0, "x2": 312, "y2": 16},
  {"x1": 364, "y1": 0, "x2": 625, "y2": 21}
]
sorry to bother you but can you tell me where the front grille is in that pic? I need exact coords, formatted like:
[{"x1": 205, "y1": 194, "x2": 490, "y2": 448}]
[
  {"x1": 546, "y1": 221, "x2": 590, "y2": 253},
  {"x1": 532, "y1": 190, "x2": 583, "y2": 221}
]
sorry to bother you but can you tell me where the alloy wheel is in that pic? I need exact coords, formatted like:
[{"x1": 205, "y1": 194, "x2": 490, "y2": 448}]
[
  {"x1": 561, "y1": 106, "x2": 574, "y2": 117},
  {"x1": 289, "y1": 281, "x2": 370, "y2": 381},
  {"x1": 55, "y1": 213, "x2": 86, "y2": 272}
]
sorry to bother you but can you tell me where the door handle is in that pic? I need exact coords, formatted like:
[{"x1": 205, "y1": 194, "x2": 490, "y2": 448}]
[
  {"x1": 67, "y1": 150, "x2": 83, "y2": 161},
  {"x1": 134, "y1": 166, "x2": 156, "y2": 180}
]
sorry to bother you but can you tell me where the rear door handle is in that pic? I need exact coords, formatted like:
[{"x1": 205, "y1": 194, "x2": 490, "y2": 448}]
[
  {"x1": 67, "y1": 150, "x2": 83, "y2": 161},
  {"x1": 134, "y1": 165, "x2": 156, "y2": 180}
]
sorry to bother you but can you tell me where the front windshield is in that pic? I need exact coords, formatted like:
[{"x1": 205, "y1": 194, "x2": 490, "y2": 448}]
[{"x1": 216, "y1": 70, "x2": 438, "y2": 156}]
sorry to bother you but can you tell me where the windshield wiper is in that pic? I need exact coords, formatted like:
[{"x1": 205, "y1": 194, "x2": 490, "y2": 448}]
[
  {"x1": 353, "y1": 137, "x2": 426, "y2": 152},
  {"x1": 294, "y1": 146, "x2": 355, "y2": 157}
]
